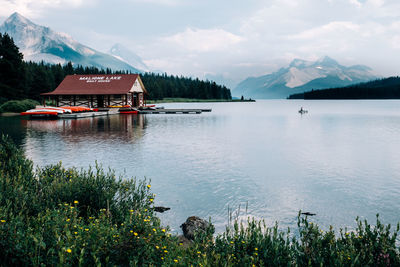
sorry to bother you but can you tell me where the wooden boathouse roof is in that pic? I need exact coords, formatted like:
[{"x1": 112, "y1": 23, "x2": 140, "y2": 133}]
[{"x1": 41, "y1": 74, "x2": 147, "y2": 95}]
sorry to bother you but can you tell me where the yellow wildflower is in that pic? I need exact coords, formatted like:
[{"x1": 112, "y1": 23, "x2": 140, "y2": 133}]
[
  {"x1": 85, "y1": 228, "x2": 89, "y2": 231},
  {"x1": 156, "y1": 246, "x2": 159, "y2": 249},
  {"x1": 66, "y1": 248, "x2": 72, "y2": 253},
  {"x1": 161, "y1": 229, "x2": 166, "y2": 233},
  {"x1": 149, "y1": 198, "x2": 154, "y2": 202},
  {"x1": 147, "y1": 184, "x2": 151, "y2": 188},
  {"x1": 0, "y1": 220, "x2": 6, "y2": 223},
  {"x1": 130, "y1": 209, "x2": 134, "y2": 213},
  {"x1": 74, "y1": 200, "x2": 79, "y2": 204},
  {"x1": 152, "y1": 228, "x2": 156, "y2": 232},
  {"x1": 66, "y1": 219, "x2": 70, "y2": 222},
  {"x1": 134, "y1": 232, "x2": 138, "y2": 236},
  {"x1": 174, "y1": 259, "x2": 178, "y2": 263}
]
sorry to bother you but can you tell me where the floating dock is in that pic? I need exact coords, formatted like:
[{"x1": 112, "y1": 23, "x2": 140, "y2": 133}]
[
  {"x1": 26, "y1": 107, "x2": 211, "y2": 119},
  {"x1": 59, "y1": 111, "x2": 110, "y2": 119},
  {"x1": 139, "y1": 108, "x2": 212, "y2": 114}
]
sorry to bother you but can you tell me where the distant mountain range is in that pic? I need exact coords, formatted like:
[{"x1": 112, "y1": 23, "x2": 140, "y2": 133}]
[
  {"x1": 233, "y1": 56, "x2": 379, "y2": 99},
  {"x1": 0, "y1": 12, "x2": 145, "y2": 73}
]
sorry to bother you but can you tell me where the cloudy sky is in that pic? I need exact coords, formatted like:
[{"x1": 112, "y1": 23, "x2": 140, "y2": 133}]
[{"x1": 1, "y1": 0, "x2": 400, "y2": 87}]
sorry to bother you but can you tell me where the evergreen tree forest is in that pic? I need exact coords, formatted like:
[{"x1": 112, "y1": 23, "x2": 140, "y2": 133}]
[
  {"x1": 288, "y1": 77, "x2": 400, "y2": 99},
  {"x1": 0, "y1": 33, "x2": 231, "y2": 104}
]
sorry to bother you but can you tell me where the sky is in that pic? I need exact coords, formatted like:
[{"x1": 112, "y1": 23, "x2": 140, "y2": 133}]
[{"x1": 1, "y1": 0, "x2": 400, "y2": 87}]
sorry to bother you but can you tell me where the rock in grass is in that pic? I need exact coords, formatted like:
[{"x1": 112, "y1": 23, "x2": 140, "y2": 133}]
[
  {"x1": 180, "y1": 216, "x2": 211, "y2": 240},
  {"x1": 153, "y1": 206, "x2": 170, "y2": 213}
]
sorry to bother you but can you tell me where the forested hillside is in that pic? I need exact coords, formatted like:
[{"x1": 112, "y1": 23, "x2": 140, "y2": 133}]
[
  {"x1": 0, "y1": 33, "x2": 231, "y2": 104},
  {"x1": 288, "y1": 77, "x2": 400, "y2": 99}
]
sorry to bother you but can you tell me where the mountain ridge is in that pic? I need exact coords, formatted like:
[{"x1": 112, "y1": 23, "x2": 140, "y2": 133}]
[
  {"x1": 0, "y1": 12, "x2": 142, "y2": 73},
  {"x1": 233, "y1": 56, "x2": 378, "y2": 99}
]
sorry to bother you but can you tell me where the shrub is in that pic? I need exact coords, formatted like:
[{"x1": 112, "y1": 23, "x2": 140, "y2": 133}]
[{"x1": 0, "y1": 99, "x2": 39, "y2": 113}]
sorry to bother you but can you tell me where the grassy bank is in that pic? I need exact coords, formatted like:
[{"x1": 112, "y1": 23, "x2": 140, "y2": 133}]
[
  {"x1": 0, "y1": 136, "x2": 399, "y2": 266},
  {"x1": 147, "y1": 98, "x2": 255, "y2": 104}
]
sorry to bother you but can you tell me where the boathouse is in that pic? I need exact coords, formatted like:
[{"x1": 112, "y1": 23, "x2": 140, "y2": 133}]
[{"x1": 41, "y1": 74, "x2": 148, "y2": 108}]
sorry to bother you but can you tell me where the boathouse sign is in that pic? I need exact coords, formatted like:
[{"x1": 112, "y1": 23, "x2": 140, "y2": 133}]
[{"x1": 79, "y1": 76, "x2": 122, "y2": 83}]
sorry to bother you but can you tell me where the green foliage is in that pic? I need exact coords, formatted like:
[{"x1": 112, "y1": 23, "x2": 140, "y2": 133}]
[
  {"x1": 141, "y1": 73, "x2": 232, "y2": 100},
  {"x1": 1, "y1": 136, "x2": 400, "y2": 266},
  {"x1": 0, "y1": 99, "x2": 39, "y2": 113},
  {"x1": 0, "y1": 33, "x2": 25, "y2": 100},
  {"x1": 288, "y1": 76, "x2": 400, "y2": 99}
]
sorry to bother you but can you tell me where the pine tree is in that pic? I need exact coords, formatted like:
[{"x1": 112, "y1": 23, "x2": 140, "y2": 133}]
[{"x1": 0, "y1": 33, "x2": 26, "y2": 100}]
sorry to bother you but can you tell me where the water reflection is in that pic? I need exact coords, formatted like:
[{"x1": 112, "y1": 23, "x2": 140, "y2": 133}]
[
  {"x1": 23, "y1": 114, "x2": 147, "y2": 143},
  {"x1": 1, "y1": 101, "x2": 400, "y2": 234},
  {"x1": 0, "y1": 115, "x2": 27, "y2": 146}
]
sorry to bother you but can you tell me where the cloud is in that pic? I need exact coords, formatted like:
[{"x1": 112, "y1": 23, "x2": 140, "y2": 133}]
[
  {"x1": 128, "y1": 0, "x2": 184, "y2": 6},
  {"x1": 163, "y1": 28, "x2": 244, "y2": 52},
  {"x1": 0, "y1": 0, "x2": 92, "y2": 18},
  {"x1": 288, "y1": 21, "x2": 360, "y2": 40}
]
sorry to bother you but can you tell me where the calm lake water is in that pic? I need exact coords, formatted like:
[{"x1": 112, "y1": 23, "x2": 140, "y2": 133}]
[{"x1": 1, "y1": 100, "x2": 400, "y2": 233}]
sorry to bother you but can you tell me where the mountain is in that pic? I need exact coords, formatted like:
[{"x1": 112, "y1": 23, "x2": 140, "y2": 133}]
[
  {"x1": 109, "y1": 43, "x2": 149, "y2": 72},
  {"x1": 0, "y1": 12, "x2": 141, "y2": 72},
  {"x1": 233, "y1": 56, "x2": 379, "y2": 99}
]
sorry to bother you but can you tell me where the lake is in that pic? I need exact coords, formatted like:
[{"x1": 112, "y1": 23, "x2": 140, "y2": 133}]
[{"x1": 1, "y1": 100, "x2": 400, "y2": 233}]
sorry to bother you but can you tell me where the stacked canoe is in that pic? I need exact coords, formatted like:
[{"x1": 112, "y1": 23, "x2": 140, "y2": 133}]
[{"x1": 21, "y1": 106, "x2": 94, "y2": 118}]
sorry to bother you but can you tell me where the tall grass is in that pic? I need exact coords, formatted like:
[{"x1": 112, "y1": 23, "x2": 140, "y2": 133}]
[{"x1": 0, "y1": 135, "x2": 399, "y2": 266}]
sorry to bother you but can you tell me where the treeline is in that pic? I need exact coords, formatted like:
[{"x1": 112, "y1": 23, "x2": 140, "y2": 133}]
[
  {"x1": 288, "y1": 77, "x2": 400, "y2": 99},
  {"x1": 141, "y1": 73, "x2": 231, "y2": 100},
  {"x1": 0, "y1": 33, "x2": 231, "y2": 104}
]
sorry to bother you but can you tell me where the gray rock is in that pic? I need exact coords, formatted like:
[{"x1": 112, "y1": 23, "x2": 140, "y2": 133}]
[{"x1": 180, "y1": 216, "x2": 212, "y2": 240}]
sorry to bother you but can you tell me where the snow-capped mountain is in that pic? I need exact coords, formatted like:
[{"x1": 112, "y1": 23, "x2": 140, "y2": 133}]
[
  {"x1": 109, "y1": 43, "x2": 149, "y2": 72},
  {"x1": 233, "y1": 56, "x2": 379, "y2": 99},
  {"x1": 0, "y1": 12, "x2": 141, "y2": 72}
]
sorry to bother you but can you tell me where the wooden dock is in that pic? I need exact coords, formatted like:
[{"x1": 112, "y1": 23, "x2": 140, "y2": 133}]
[
  {"x1": 139, "y1": 108, "x2": 212, "y2": 114},
  {"x1": 59, "y1": 111, "x2": 111, "y2": 119}
]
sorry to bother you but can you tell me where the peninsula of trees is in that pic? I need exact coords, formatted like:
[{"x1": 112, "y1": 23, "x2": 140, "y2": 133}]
[
  {"x1": 288, "y1": 77, "x2": 400, "y2": 99},
  {"x1": 0, "y1": 33, "x2": 231, "y2": 105}
]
